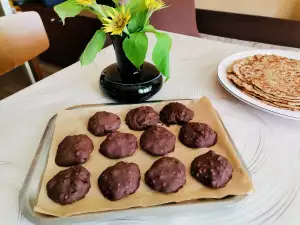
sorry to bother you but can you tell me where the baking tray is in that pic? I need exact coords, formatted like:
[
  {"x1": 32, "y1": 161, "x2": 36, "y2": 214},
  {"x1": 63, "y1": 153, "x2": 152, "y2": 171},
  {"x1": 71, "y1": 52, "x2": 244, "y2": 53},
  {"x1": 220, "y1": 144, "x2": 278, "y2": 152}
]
[{"x1": 19, "y1": 100, "x2": 252, "y2": 225}]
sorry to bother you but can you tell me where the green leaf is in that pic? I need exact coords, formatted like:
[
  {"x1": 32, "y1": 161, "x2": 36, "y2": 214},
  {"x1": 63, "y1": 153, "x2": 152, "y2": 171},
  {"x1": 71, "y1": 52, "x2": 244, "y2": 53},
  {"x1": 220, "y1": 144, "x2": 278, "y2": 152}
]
[
  {"x1": 152, "y1": 32, "x2": 172, "y2": 80},
  {"x1": 128, "y1": 11, "x2": 147, "y2": 33},
  {"x1": 112, "y1": 0, "x2": 119, "y2": 6},
  {"x1": 123, "y1": 32, "x2": 148, "y2": 69},
  {"x1": 80, "y1": 29, "x2": 106, "y2": 66},
  {"x1": 126, "y1": 0, "x2": 146, "y2": 15},
  {"x1": 54, "y1": 0, "x2": 83, "y2": 25},
  {"x1": 102, "y1": 5, "x2": 115, "y2": 16},
  {"x1": 143, "y1": 24, "x2": 156, "y2": 33}
]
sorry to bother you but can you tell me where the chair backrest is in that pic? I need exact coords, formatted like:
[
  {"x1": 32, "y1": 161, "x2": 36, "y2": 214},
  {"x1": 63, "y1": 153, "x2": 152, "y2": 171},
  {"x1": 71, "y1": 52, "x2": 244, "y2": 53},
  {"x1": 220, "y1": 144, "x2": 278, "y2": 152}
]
[
  {"x1": 0, "y1": 11, "x2": 49, "y2": 75},
  {"x1": 150, "y1": 0, "x2": 199, "y2": 37}
]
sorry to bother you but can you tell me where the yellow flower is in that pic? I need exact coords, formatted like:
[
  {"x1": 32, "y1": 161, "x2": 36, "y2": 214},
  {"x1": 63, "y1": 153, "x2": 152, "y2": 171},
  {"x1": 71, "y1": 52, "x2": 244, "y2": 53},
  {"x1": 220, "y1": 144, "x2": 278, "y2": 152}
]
[
  {"x1": 76, "y1": 0, "x2": 93, "y2": 6},
  {"x1": 102, "y1": 6, "x2": 131, "y2": 35},
  {"x1": 145, "y1": 0, "x2": 165, "y2": 12}
]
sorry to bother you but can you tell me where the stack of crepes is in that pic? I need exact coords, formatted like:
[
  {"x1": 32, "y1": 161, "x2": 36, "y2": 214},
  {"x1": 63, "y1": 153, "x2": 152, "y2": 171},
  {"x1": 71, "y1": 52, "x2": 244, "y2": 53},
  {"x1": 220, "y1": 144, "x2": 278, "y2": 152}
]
[{"x1": 227, "y1": 54, "x2": 300, "y2": 111}]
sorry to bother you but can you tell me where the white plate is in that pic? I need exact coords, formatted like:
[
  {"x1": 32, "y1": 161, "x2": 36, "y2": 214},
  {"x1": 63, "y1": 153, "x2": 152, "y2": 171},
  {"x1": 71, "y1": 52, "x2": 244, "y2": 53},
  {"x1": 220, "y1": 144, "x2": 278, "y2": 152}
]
[{"x1": 218, "y1": 49, "x2": 300, "y2": 120}]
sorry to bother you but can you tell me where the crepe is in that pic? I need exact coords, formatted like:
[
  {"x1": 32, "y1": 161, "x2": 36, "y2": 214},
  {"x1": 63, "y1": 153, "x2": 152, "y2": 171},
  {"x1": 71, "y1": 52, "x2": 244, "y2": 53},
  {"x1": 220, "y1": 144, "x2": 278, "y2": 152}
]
[
  {"x1": 227, "y1": 74, "x2": 300, "y2": 106},
  {"x1": 227, "y1": 54, "x2": 300, "y2": 111},
  {"x1": 232, "y1": 55, "x2": 300, "y2": 99},
  {"x1": 34, "y1": 97, "x2": 253, "y2": 217},
  {"x1": 228, "y1": 60, "x2": 300, "y2": 102},
  {"x1": 241, "y1": 88, "x2": 300, "y2": 111}
]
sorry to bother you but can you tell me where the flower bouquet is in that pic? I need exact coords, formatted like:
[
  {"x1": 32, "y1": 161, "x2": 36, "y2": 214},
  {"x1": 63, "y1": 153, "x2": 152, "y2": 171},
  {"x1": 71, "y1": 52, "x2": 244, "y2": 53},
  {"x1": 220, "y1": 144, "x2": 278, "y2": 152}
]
[{"x1": 54, "y1": 0, "x2": 172, "y2": 80}]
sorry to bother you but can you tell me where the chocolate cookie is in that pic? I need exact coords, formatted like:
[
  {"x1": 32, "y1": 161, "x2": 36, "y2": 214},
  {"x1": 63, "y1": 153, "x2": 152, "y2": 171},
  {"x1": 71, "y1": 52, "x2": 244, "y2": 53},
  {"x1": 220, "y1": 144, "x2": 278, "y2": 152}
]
[
  {"x1": 98, "y1": 162, "x2": 141, "y2": 201},
  {"x1": 125, "y1": 106, "x2": 159, "y2": 131},
  {"x1": 160, "y1": 102, "x2": 194, "y2": 125},
  {"x1": 191, "y1": 150, "x2": 233, "y2": 189},
  {"x1": 88, "y1": 111, "x2": 121, "y2": 136},
  {"x1": 100, "y1": 131, "x2": 138, "y2": 159},
  {"x1": 140, "y1": 126, "x2": 176, "y2": 156},
  {"x1": 145, "y1": 157, "x2": 186, "y2": 193},
  {"x1": 55, "y1": 135, "x2": 94, "y2": 167},
  {"x1": 179, "y1": 122, "x2": 218, "y2": 148},
  {"x1": 46, "y1": 165, "x2": 91, "y2": 205}
]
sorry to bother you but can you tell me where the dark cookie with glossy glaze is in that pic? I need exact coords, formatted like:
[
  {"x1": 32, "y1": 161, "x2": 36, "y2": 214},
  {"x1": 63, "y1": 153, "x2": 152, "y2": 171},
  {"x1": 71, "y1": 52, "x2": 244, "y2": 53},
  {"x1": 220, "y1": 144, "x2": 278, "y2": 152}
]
[
  {"x1": 179, "y1": 122, "x2": 217, "y2": 148},
  {"x1": 125, "y1": 106, "x2": 159, "y2": 131},
  {"x1": 160, "y1": 102, "x2": 194, "y2": 125},
  {"x1": 55, "y1": 134, "x2": 94, "y2": 167},
  {"x1": 88, "y1": 111, "x2": 121, "y2": 137},
  {"x1": 98, "y1": 162, "x2": 141, "y2": 201},
  {"x1": 100, "y1": 131, "x2": 138, "y2": 159},
  {"x1": 145, "y1": 157, "x2": 186, "y2": 193},
  {"x1": 191, "y1": 150, "x2": 233, "y2": 189},
  {"x1": 46, "y1": 165, "x2": 91, "y2": 205},
  {"x1": 140, "y1": 126, "x2": 176, "y2": 156}
]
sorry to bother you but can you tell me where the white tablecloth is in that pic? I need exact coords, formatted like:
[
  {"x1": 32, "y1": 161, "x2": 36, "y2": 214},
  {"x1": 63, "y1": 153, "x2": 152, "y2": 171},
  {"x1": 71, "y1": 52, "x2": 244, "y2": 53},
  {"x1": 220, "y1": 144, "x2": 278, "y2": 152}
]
[{"x1": 1, "y1": 32, "x2": 300, "y2": 225}]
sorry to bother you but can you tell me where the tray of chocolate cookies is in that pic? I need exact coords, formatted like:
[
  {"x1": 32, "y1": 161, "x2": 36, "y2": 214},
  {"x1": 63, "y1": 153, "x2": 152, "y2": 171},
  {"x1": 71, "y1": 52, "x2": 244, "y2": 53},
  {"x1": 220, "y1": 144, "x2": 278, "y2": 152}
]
[{"x1": 20, "y1": 97, "x2": 253, "y2": 224}]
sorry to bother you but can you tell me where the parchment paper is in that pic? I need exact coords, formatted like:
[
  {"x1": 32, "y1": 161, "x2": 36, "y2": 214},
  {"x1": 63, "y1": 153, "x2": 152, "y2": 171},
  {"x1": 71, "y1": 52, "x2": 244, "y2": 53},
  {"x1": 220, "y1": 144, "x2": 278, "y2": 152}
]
[{"x1": 34, "y1": 97, "x2": 253, "y2": 217}]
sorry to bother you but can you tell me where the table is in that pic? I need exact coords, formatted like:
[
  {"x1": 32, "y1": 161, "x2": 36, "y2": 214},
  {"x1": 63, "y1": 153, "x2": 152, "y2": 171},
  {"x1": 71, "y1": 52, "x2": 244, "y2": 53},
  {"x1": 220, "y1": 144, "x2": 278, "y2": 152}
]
[{"x1": 1, "y1": 32, "x2": 300, "y2": 225}]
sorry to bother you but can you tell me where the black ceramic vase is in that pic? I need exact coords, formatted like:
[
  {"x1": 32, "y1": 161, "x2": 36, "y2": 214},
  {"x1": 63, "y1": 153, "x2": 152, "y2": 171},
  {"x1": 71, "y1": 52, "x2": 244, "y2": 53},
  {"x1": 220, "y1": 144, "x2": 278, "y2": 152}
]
[{"x1": 99, "y1": 35, "x2": 163, "y2": 103}]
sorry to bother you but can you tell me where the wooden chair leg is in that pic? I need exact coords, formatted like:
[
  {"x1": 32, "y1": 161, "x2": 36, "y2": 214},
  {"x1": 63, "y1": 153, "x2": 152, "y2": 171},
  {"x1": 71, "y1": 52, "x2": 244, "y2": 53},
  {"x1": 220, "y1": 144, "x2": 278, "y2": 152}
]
[
  {"x1": 22, "y1": 62, "x2": 36, "y2": 84},
  {"x1": 29, "y1": 57, "x2": 45, "y2": 81}
]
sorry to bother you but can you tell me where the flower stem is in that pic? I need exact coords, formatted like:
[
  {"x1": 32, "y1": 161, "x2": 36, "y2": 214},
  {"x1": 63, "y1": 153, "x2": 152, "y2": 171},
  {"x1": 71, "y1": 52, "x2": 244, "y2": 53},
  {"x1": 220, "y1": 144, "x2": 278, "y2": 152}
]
[
  {"x1": 92, "y1": 3, "x2": 107, "y2": 18},
  {"x1": 144, "y1": 11, "x2": 152, "y2": 28},
  {"x1": 123, "y1": 26, "x2": 130, "y2": 36}
]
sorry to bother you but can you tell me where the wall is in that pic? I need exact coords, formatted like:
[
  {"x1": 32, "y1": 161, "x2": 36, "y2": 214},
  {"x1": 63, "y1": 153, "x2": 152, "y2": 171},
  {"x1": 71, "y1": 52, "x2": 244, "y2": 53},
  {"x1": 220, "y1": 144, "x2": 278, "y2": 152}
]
[{"x1": 195, "y1": 0, "x2": 300, "y2": 21}]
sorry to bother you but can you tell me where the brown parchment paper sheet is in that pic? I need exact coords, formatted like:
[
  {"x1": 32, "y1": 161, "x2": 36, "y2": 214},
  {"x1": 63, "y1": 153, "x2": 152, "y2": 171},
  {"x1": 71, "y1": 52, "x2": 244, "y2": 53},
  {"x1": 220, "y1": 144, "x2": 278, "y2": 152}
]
[{"x1": 34, "y1": 97, "x2": 253, "y2": 217}]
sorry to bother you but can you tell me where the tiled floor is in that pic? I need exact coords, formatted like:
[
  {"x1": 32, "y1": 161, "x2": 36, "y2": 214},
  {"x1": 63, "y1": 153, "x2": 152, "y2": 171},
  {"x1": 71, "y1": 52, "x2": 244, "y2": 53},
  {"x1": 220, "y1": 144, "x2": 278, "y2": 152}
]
[
  {"x1": 1, "y1": 34, "x2": 299, "y2": 100},
  {"x1": 0, "y1": 66, "x2": 32, "y2": 99},
  {"x1": 0, "y1": 60, "x2": 61, "y2": 100}
]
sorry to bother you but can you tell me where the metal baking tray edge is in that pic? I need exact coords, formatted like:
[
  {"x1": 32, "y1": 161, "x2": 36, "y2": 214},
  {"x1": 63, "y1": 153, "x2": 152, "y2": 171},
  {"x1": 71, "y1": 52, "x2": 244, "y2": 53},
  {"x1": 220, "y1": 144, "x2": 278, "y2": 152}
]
[{"x1": 19, "y1": 101, "x2": 252, "y2": 225}]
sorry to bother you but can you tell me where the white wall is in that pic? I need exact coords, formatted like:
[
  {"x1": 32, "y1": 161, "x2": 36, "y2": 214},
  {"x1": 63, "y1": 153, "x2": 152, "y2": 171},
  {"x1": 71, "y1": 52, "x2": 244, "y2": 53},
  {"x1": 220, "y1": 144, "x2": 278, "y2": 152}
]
[{"x1": 195, "y1": 0, "x2": 300, "y2": 21}]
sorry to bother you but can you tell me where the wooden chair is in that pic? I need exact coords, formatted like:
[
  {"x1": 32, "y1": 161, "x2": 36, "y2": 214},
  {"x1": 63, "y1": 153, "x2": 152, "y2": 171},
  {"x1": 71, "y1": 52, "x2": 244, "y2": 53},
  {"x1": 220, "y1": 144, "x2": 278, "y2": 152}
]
[
  {"x1": 0, "y1": 0, "x2": 13, "y2": 16},
  {"x1": 0, "y1": 11, "x2": 50, "y2": 81}
]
